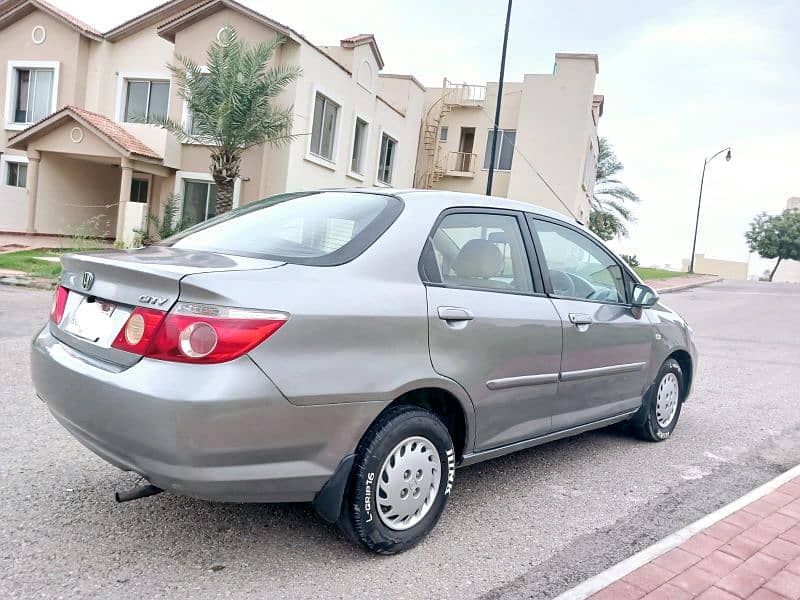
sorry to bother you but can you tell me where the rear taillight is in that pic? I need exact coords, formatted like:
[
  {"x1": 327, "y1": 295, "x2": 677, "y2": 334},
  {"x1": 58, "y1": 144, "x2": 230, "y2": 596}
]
[
  {"x1": 112, "y1": 302, "x2": 287, "y2": 364},
  {"x1": 111, "y1": 307, "x2": 167, "y2": 355},
  {"x1": 50, "y1": 286, "x2": 69, "y2": 324}
]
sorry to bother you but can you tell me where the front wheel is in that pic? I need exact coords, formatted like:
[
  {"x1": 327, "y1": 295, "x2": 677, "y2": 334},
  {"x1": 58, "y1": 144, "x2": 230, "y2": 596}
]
[
  {"x1": 337, "y1": 405, "x2": 455, "y2": 554},
  {"x1": 631, "y1": 358, "x2": 685, "y2": 442}
]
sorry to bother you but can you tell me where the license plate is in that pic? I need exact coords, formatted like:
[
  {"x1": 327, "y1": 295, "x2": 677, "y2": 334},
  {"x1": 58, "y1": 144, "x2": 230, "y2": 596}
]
[{"x1": 64, "y1": 296, "x2": 116, "y2": 342}]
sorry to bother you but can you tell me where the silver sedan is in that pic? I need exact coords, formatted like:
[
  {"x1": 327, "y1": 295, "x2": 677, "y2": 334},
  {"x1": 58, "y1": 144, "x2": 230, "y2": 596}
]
[{"x1": 31, "y1": 189, "x2": 697, "y2": 554}]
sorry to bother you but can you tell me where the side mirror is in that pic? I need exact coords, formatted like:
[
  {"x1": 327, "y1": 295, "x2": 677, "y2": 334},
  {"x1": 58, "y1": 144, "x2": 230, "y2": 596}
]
[{"x1": 631, "y1": 283, "x2": 659, "y2": 308}]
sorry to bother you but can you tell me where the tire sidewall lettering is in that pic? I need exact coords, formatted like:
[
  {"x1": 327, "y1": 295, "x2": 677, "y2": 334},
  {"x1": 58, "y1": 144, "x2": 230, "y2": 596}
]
[{"x1": 364, "y1": 471, "x2": 375, "y2": 522}]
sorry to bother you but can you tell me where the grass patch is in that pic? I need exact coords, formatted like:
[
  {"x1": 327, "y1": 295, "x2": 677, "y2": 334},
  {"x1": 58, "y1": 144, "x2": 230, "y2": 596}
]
[
  {"x1": 0, "y1": 248, "x2": 101, "y2": 280},
  {"x1": 634, "y1": 267, "x2": 690, "y2": 280}
]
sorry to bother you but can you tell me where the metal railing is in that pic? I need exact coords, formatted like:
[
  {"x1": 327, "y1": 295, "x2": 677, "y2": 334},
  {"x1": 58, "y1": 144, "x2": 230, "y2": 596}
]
[
  {"x1": 443, "y1": 81, "x2": 487, "y2": 107},
  {"x1": 447, "y1": 151, "x2": 478, "y2": 175}
]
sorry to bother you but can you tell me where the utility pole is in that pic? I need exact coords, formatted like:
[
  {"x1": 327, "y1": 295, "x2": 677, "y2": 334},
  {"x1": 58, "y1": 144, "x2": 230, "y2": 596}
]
[{"x1": 486, "y1": 0, "x2": 512, "y2": 196}]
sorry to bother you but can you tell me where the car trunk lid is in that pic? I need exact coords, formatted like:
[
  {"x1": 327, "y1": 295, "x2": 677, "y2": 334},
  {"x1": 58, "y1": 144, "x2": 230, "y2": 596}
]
[{"x1": 53, "y1": 246, "x2": 285, "y2": 367}]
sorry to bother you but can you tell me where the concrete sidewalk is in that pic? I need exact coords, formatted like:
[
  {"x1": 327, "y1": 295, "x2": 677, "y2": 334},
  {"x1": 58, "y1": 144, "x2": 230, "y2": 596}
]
[
  {"x1": 561, "y1": 468, "x2": 800, "y2": 600},
  {"x1": 645, "y1": 274, "x2": 722, "y2": 294}
]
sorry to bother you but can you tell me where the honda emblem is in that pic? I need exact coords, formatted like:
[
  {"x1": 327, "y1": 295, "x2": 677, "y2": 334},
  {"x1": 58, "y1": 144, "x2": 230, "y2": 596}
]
[{"x1": 81, "y1": 271, "x2": 94, "y2": 291}]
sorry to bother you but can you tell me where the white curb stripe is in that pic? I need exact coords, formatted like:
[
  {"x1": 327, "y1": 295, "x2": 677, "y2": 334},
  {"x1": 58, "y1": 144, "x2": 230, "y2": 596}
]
[{"x1": 554, "y1": 463, "x2": 800, "y2": 600}]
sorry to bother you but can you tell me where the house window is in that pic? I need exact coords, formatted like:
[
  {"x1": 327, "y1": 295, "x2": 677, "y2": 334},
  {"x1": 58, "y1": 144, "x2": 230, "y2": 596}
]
[
  {"x1": 182, "y1": 180, "x2": 217, "y2": 227},
  {"x1": 130, "y1": 178, "x2": 149, "y2": 203},
  {"x1": 483, "y1": 129, "x2": 516, "y2": 171},
  {"x1": 582, "y1": 142, "x2": 597, "y2": 191},
  {"x1": 377, "y1": 133, "x2": 397, "y2": 185},
  {"x1": 350, "y1": 117, "x2": 368, "y2": 175},
  {"x1": 440, "y1": 126, "x2": 448, "y2": 141},
  {"x1": 5, "y1": 162, "x2": 27, "y2": 188},
  {"x1": 12, "y1": 67, "x2": 54, "y2": 124},
  {"x1": 310, "y1": 92, "x2": 339, "y2": 161},
  {"x1": 123, "y1": 80, "x2": 169, "y2": 123}
]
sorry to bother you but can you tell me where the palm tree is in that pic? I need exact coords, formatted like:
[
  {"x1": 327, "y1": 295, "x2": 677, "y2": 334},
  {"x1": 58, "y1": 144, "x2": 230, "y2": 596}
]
[
  {"x1": 153, "y1": 27, "x2": 301, "y2": 214},
  {"x1": 589, "y1": 137, "x2": 640, "y2": 240}
]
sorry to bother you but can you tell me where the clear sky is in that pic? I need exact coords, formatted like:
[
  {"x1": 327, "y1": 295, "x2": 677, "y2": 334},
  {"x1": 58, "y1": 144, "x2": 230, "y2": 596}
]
[{"x1": 53, "y1": 0, "x2": 800, "y2": 273}]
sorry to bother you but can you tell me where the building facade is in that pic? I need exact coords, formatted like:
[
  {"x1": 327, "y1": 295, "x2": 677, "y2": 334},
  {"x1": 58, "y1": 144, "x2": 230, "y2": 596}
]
[
  {"x1": 0, "y1": 0, "x2": 425, "y2": 242},
  {"x1": 415, "y1": 54, "x2": 603, "y2": 223},
  {"x1": 0, "y1": 0, "x2": 604, "y2": 244}
]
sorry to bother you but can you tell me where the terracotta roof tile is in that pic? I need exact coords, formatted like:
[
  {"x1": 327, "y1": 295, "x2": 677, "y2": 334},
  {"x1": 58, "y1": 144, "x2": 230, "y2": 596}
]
[
  {"x1": 0, "y1": 0, "x2": 103, "y2": 37},
  {"x1": 69, "y1": 107, "x2": 161, "y2": 159},
  {"x1": 340, "y1": 33, "x2": 375, "y2": 45},
  {"x1": 9, "y1": 106, "x2": 161, "y2": 160}
]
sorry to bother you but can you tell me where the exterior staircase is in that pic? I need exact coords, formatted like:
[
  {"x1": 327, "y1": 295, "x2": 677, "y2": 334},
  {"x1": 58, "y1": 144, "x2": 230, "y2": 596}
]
[{"x1": 416, "y1": 79, "x2": 486, "y2": 189}]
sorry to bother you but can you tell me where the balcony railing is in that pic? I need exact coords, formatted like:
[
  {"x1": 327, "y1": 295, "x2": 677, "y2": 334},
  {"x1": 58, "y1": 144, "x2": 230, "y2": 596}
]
[
  {"x1": 446, "y1": 151, "x2": 478, "y2": 176},
  {"x1": 443, "y1": 81, "x2": 486, "y2": 107}
]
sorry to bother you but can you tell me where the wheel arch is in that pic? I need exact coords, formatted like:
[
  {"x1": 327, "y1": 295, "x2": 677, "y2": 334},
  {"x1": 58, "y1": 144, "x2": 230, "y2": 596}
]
[
  {"x1": 312, "y1": 382, "x2": 474, "y2": 525},
  {"x1": 385, "y1": 386, "x2": 471, "y2": 462},
  {"x1": 667, "y1": 348, "x2": 693, "y2": 399}
]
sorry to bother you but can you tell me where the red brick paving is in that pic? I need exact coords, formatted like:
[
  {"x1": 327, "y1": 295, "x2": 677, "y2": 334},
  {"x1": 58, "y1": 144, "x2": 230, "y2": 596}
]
[{"x1": 588, "y1": 474, "x2": 800, "y2": 599}]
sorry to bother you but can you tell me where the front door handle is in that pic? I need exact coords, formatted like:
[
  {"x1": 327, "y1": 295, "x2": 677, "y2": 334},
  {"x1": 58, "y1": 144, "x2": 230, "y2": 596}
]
[
  {"x1": 569, "y1": 313, "x2": 592, "y2": 332},
  {"x1": 438, "y1": 306, "x2": 474, "y2": 321}
]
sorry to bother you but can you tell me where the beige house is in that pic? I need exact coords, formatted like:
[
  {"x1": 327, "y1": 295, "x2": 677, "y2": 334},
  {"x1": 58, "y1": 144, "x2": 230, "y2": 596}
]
[
  {"x1": 0, "y1": 0, "x2": 425, "y2": 242},
  {"x1": 0, "y1": 0, "x2": 605, "y2": 243},
  {"x1": 415, "y1": 54, "x2": 603, "y2": 222}
]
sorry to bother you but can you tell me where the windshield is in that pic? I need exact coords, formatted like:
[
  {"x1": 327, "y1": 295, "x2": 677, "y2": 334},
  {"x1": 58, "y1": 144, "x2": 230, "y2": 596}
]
[{"x1": 167, "y1": 191, "x2": 403, "y2": 265}]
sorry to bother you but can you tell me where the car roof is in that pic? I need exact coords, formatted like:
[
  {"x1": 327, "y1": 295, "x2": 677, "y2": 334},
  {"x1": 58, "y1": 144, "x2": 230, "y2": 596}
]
[{"x1": 316, "y1": 187, "x2": 581, "y2": 226}]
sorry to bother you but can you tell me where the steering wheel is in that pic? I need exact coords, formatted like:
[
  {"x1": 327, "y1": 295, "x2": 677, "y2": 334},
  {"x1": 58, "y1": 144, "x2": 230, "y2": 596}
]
[{"x1": 549, "y1": 269, "x2": 575, "y2": 297}]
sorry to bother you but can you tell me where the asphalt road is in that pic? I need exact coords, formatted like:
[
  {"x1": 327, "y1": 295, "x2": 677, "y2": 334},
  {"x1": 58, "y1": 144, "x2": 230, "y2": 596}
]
[{"x1": 1, "y1": 280, "x2": 799, "y2": 599}]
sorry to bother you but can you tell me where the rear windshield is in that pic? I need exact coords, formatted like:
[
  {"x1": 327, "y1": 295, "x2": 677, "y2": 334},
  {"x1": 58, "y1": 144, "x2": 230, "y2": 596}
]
[{"x1": 167, "y1": 191, "x2": 403, "y2": 265}]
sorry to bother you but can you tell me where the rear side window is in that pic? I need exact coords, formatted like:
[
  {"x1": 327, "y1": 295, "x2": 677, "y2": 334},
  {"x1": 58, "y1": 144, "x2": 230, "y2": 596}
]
[
  {"x1": 421, "y1": 212, "x2": 534, "y2": 294},
  {"x1": 168, "y1": 191, "x2": 402, "y2": 265}
]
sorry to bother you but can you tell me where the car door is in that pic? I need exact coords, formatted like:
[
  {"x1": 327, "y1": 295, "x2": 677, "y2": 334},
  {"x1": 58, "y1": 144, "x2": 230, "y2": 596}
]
[
  {"x1": 528, "y1": 216, "x2": 655, "y2": 431},
  {"x1": 421, "y1": 209, "x2": 563, "y2": 451}
]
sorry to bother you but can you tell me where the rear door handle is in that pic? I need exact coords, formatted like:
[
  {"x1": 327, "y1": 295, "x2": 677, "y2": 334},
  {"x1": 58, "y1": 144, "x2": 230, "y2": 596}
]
[
  {"x1": 437, "y1": 306, "x2": 474, "y2": 321},
  {"x1": 569, "y1": 313, "x2": 592, "y2": 331}
]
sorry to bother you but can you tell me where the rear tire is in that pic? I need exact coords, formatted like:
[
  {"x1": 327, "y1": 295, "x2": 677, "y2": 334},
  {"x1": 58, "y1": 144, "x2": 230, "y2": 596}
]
[
  {"x1": 337, "y1": 405, "x2": 455, "y2": 554},
  {"x1": 631, "y1": 358, "x2": 685, "y2": 442}
]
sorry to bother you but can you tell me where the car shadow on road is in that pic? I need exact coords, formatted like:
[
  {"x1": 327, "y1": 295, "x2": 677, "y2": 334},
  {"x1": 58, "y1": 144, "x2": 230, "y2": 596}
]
[{"x1": 42, "y1": 423, "x2": 642, "y2": 576}]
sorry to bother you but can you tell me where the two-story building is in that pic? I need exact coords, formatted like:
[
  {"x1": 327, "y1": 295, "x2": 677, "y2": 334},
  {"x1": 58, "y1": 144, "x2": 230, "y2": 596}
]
[
  {"x1": 415, "y1": 54, "x2": 603, "y2": 223},
  {"x1": 0, "y1": 0, "x2": 425, "y2": 242}
]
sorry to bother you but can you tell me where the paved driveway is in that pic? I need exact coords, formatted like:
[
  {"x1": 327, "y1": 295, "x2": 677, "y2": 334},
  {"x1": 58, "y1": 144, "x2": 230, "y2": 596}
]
[{"x1": 1, "y1": 280, "x2": 799, "y2": 599}]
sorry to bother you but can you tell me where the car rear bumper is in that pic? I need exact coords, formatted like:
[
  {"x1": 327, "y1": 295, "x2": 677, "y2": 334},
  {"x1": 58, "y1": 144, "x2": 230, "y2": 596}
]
[{"x1": 31, "y1": 326, "x2": 384, "y2": 503}]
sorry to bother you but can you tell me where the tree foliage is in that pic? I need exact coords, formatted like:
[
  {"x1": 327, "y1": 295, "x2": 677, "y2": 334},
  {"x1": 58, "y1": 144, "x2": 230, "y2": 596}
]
[
  {"x1": 133, "y1": 193, "x2": 188, "y2": 246},
  {"x1": 152, "y1": 27, "x2": 301, "y2": 215},
  {"x1": 745, "y1": 208, "x2": 800, "y2": 281},
  {"x1": 588, "y1": 137, "x2": 640, "y2": 240}
]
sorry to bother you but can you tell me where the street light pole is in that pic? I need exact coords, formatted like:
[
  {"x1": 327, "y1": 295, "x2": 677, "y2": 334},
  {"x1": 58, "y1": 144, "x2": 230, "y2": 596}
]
[
  {"x1": 689, "y1": 146, "x2": 731, "y2": 273},
  {"x1": 486, "y1": 0, "x2": 512, "y2": 196}
]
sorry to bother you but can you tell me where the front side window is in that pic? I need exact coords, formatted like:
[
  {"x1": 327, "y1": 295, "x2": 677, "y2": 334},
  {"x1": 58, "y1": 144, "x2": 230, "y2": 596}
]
[
  {"x1": 310, "y1": 92, "x2": 339, "y2": 161},
  {"x1": 351, "y1": 117, "x2": 368, "y2": 175},
  {"x1": 169, "y1": 191, "x2": 402, "y2": 266},
  {"x1": 483, "y1": 129, "x2": 516, "y2": 171},
  {"x1": 5, "y1": 162, "x2": 27, "y2": 188},
  {"x1": 13, "y1": 67, "x2": 54, "y2": 124},
  {"x1": 533, "y1": 218, "x2": 626, "y2": 303},
  {"x1": 124, "y1": 80, "x2": 169, "y2": 123},
  {"x1": 423, "y1": 212, "x2": 533, "y2": 294},
  {"x1": 378, "y1": 133, "x2": 397, "y2": 184},
  {"x1": 182, "y1": 180, "x2": 217, "y2": 227}
]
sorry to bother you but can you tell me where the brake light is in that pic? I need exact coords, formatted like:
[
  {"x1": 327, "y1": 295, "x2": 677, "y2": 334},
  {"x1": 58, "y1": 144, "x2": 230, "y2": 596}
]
[
  {"x1": 112, "y1": 302, "x2": 287, "y2": 364},
  {"x1": 50, "y1": 286, "x2": 69, "y2": 324}
]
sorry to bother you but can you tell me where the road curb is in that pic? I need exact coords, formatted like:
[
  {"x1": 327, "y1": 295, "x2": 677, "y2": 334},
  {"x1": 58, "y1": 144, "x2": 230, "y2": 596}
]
[
  {"x1": 653, "y1": 277, "x2": 722, "y2": 294},
  {"x1": 0, "y1": 275, "x2": 55, "y2": 289},
  {"x1": 553, "y1": 462, "x2": 800, "y2": 600}
]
